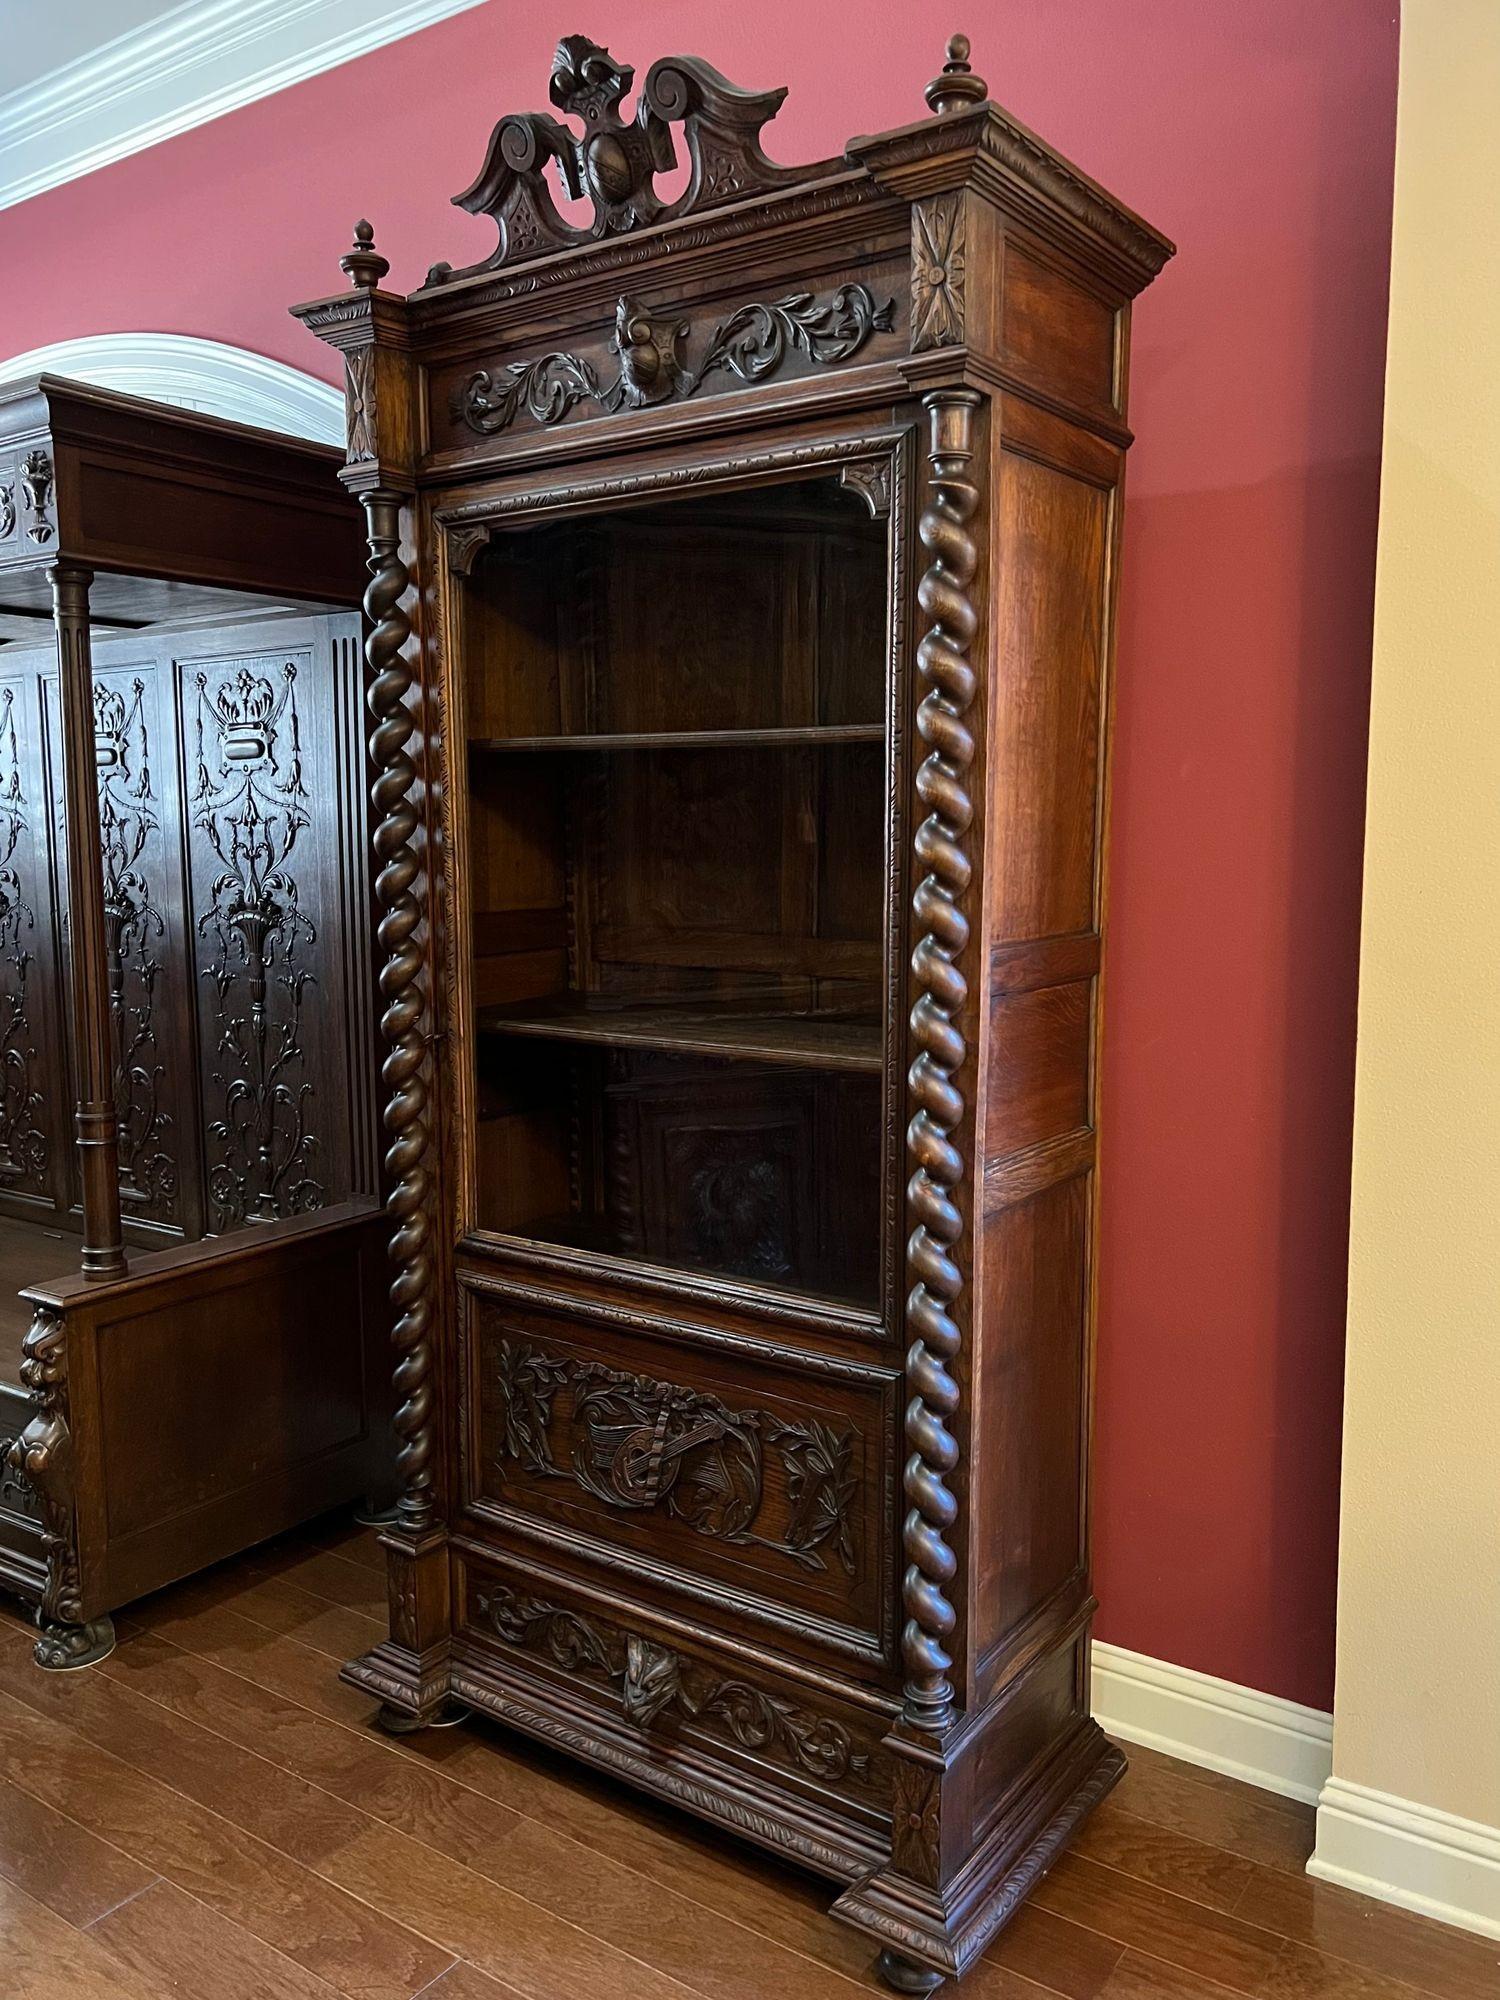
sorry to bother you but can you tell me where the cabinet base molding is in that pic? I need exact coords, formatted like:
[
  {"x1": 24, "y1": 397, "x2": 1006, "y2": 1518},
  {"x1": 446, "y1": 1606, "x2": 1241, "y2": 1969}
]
[{"x1": 832, "y1": 1724, "x2": 1123, "y2": 1985}]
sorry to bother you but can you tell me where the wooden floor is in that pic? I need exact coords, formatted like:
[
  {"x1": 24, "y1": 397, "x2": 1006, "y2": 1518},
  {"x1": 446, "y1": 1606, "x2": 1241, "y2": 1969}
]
[{"x1": 0, "y1": 1520, "x2": 1496, "y2": 1999}]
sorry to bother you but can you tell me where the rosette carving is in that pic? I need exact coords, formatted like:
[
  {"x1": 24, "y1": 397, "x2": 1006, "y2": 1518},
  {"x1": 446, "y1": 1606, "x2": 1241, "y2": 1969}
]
[{"x1": 902, "y1": 390, "x2": 981, "y2": 1734}]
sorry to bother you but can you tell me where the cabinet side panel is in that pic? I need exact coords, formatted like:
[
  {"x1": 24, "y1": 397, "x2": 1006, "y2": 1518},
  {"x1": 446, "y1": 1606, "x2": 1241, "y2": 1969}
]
[
  {"x1": 971, "y1": 412, "x2": 1118, "y2": 1692},
  {"x1": 988, "y1": 451, "x2": 1107, "y2": 941}
]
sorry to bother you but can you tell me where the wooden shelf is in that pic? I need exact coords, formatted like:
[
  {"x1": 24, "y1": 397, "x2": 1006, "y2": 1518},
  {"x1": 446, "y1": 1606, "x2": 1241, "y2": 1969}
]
[
  {"x1": 468, "y1": 723, "x2": 884, "y2": 754},
  {"x1": 477, "y1": 996, "x2": 882, "y2": 1072}
]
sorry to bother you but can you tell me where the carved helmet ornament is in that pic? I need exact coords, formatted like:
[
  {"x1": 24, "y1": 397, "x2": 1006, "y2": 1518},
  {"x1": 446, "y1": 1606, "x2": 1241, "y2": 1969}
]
[{"x1": 427, "y1": 35, "x2": 810, "y2": 283}]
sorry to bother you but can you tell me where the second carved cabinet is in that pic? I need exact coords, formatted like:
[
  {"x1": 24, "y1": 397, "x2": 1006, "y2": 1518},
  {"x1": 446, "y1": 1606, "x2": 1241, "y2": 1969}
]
[{"x1": 296, "y1": 31, "x2": 1172, "y2": 1990}]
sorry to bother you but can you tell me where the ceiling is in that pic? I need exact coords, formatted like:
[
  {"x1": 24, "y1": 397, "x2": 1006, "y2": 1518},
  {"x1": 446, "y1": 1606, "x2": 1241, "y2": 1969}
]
[{"x1": 3, "y1": 1, "x2": 188, "y2": 97}]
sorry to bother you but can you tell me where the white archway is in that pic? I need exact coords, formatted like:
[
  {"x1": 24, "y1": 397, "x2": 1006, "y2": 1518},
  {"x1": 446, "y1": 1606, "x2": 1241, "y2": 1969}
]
[{"x1": 0, "y1": 332, "x2": 343, "y2": 446}]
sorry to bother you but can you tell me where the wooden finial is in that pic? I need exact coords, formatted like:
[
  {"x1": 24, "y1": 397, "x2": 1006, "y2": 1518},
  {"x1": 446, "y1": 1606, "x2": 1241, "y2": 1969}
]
[
  {"x1": 340, "y1": 219, "x2": 389, "y2": 291},
  {"x1": 925, "y1": 33, "x2": 988, "y2": 115}
]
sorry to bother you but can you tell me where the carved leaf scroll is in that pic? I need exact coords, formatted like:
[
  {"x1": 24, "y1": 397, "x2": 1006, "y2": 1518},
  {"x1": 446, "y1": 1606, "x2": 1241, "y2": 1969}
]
[{"x1": 454, "y1": 283, "x2": 893, "y2": 437}]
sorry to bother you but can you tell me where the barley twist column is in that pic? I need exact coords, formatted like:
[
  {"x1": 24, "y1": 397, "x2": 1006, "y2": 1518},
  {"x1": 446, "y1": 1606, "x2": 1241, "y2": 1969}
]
[
  {"x1": 902, "y1": 389, "x2": 981, "y2": 1734},
  {"x1": 361, "y1": 492, "x2": 434, "y2": 1537}
]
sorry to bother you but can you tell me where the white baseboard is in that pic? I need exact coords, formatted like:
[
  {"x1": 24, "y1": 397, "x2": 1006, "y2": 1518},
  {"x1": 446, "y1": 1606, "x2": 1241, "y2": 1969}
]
[
  {"x1": 1310, "y1": 1778, "x2": 1500, "y2": 1943},
  {"x1": 1091, "y1": 1640, "x2": 1334, "y2": 1805}
]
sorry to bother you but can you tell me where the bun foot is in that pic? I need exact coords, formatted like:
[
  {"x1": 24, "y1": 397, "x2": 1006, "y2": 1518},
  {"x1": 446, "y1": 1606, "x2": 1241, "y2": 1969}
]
[
  {"x1": 875, "y1": 1948, "x2": 946, "y2": 1994},
  {"x1": 33, "y1": 1613, "x2": 115, "y2": 1671}
]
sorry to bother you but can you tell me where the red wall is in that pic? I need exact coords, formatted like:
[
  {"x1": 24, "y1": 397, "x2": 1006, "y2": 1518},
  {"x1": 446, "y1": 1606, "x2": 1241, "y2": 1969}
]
[{"x1": 0, "y1": 0, "x2": 1398, "y2": 1707}]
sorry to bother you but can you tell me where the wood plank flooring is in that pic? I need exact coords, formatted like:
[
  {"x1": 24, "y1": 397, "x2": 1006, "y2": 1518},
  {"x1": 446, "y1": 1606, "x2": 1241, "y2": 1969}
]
[{"x1": 0, "y1": 1518, "x2": 1497, "y2": 1998}]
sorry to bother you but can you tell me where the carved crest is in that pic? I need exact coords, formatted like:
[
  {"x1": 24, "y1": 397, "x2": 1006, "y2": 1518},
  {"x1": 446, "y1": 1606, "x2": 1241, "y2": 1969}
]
[{"x1": 429, "y1": 38, "x2": 805, "y2": 282}]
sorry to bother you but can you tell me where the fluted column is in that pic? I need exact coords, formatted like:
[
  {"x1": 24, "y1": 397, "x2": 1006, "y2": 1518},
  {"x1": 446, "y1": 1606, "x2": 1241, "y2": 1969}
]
[
  {"x1": 901, "y1": 389, "x2": 981, "y2": 1734},
  {"x1": 361, "y1": 492, "x2": 435, "y2": 1537},
  {"x1": 53, "y1": 566, "x2": 126, "y2": 1278}
]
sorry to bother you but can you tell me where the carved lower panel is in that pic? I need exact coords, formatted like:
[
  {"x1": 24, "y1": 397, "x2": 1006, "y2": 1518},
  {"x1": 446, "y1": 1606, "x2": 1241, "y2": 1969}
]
[
  {"x1": 491, "y1": 1335, "x2": 858, "y2": 1575},
  {"x1": 473, "y1": 1580, "x2": 880, "y2": 1790}
]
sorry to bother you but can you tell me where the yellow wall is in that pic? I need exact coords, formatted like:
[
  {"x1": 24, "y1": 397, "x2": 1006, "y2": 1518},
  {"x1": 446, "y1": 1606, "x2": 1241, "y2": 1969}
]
[{"x1": 1330, "y1": 0, "x2": 1500, "y2": 1829}]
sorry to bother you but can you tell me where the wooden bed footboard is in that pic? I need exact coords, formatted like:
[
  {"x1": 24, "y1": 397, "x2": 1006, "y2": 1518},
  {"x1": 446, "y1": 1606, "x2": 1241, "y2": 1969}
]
[{"x1": 1, "y1": 1201, "x2": 389, "y2": 1660}]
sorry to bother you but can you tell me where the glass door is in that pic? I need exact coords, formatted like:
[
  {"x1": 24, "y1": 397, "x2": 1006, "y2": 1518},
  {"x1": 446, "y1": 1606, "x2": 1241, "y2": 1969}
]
[{"x1": 457, "y1": 472, "x2": 892, "y2": 1311}]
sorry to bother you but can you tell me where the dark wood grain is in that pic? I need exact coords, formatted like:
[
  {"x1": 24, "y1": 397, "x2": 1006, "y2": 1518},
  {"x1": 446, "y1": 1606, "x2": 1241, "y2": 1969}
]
[
  {"x1": 0, "y1": 1878, "x2": 168, "y2": 2000},
  {"x1": 0, "y1": 1771, "x2": 155, "y2": 1926},
  {"x1": 1233, "y1": 1868, "x2": 1500, "y2": 2000},
  {"x1": 1031, "y1": 1854, "x2": 1287, "y2": 1992},
  {"x1": 91, "y1": 1879, "x2": 371, "y2": 2000}
]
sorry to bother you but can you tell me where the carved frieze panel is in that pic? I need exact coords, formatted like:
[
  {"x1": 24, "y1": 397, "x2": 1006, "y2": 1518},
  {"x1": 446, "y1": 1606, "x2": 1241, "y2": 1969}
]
[
  {"x1": 472, "y1": 1578, "x2": 882, "y2": 1792},
  {"x1": 184, "y1": 649, "x2": 325, "y2": 1226},
  {"x1": 452, "y1": 283, "x2": 895, "y2": 439}
]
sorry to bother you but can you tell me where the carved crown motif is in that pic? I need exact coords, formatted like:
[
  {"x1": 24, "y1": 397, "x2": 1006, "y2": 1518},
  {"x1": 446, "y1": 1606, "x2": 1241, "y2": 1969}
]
[{"x1": 427, "y1": 36, "x2": 805, "y2": 284}]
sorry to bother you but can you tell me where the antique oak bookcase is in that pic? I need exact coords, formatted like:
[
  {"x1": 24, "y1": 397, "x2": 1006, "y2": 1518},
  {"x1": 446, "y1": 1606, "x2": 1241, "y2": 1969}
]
[{"x1": 296, "y1": 34, "x2": 1171, "y2": 1989}]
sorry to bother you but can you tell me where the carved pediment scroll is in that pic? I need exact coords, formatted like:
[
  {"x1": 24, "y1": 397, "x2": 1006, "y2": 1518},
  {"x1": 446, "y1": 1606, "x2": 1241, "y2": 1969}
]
[{"x1": 428, "y1": 38, "x2": 808, "y2": 284}]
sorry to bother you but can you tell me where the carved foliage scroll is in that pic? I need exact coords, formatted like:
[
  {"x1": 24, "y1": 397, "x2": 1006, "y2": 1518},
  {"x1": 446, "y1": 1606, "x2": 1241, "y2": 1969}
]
[
  {"x1": 455, "y1": 284, "x2": 895, "y2": 437},
  {"x1": 432, "y1": 40, "x2": 802, "y2": 282},
  {"x1": 0, "y1": 684, "x2": 47, "y2": 1191},
  {"x1": 476, "y1": 1582, "x2": 874, "y2": 1786},
  {"x1": 911, "y1": 193, "x2": 966, "y2": 352},
  {"x1": 189, "y1": 657, "x2": 322, "y2": 1225},
  {"x1": 491, "y1": 1336, "x2": 859, "y2": 1576},
  {"x1": 94, "y1": 673, "x2": 175, "y2": 1220}
]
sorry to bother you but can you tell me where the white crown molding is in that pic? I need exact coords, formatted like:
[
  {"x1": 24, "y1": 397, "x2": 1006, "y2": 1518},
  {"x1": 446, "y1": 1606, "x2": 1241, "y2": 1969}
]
[
  {"x1": 1311, "y1": 1777, "x2": 1500, "y2": 1943},
  {"x1": 0, "y1": 333, "x2": 343, "y2": 445},
  {"x1": 1091, "y1": 1641, "x2": 1334, "y2": 1805},
  {"x1": 0, "y1": 0, "x2": 490, "y2": 213}
]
